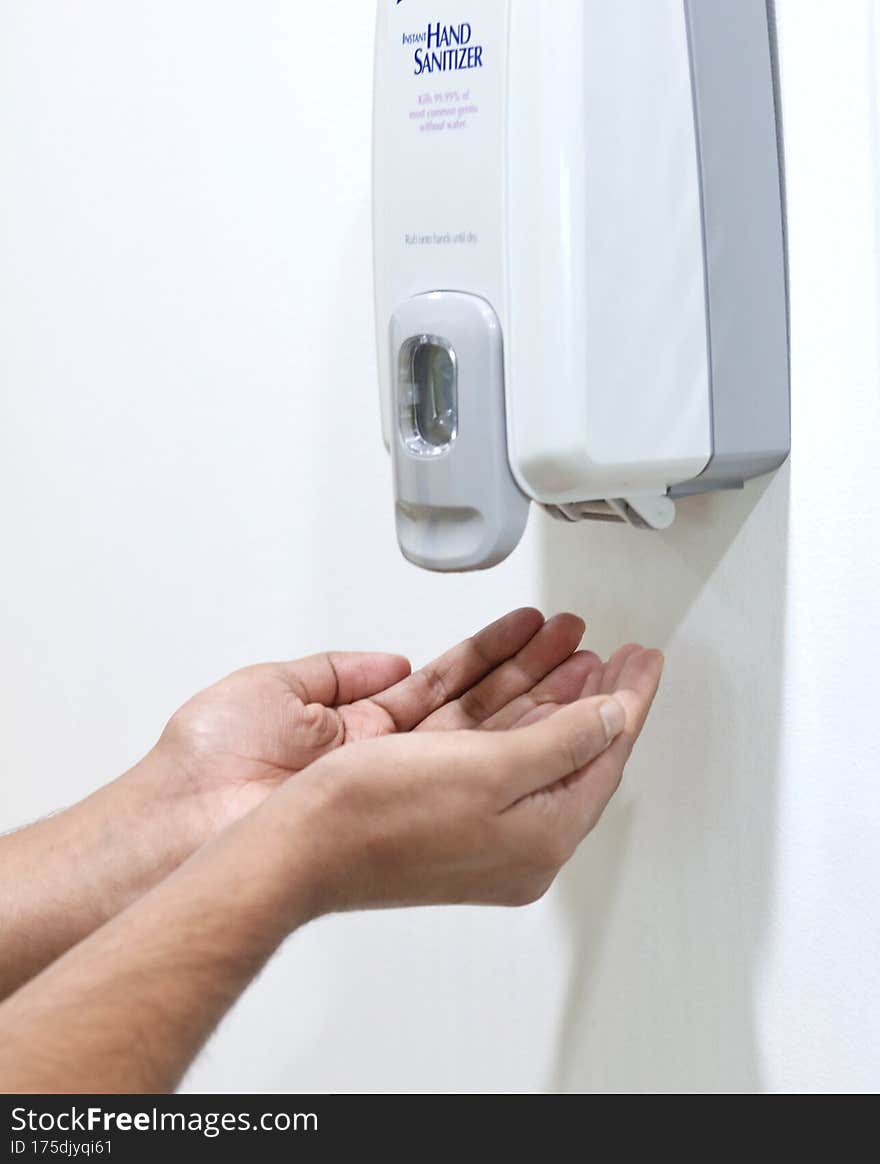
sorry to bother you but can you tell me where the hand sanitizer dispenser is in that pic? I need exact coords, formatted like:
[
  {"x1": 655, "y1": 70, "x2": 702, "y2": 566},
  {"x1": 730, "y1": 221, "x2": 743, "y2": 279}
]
[{"x1": 374, "y1": 0, "x2": 790, "y2": 572}]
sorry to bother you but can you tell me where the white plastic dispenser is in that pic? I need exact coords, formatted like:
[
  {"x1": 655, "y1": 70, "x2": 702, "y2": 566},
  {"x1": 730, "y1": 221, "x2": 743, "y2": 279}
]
[{"x1": 373, "y1": 0, "x2": 790, "y2": 572}]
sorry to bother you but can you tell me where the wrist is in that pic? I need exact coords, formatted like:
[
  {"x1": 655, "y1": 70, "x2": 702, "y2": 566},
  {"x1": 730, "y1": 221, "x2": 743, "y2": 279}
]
[
  {"x1": 221, "y1": 774, "x2": 344, "y2": 932},
  {"x1": 257, "y1": 764, "x2": 365, "y2": 925},
  {"x1": 106, "y1": 747, "x2": 214, "y2": 893}
]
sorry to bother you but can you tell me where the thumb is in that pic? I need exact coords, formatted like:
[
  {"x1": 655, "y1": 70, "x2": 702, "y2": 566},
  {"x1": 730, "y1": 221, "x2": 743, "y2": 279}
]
[{"x1": 495, "y1": 695, "x2": 627, "y2": 803}]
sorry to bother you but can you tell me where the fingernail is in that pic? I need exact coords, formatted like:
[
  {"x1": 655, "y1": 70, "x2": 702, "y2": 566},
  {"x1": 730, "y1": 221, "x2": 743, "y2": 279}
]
[{"x1": 599, "y1": 698, "x2": 626, "y2": 743}]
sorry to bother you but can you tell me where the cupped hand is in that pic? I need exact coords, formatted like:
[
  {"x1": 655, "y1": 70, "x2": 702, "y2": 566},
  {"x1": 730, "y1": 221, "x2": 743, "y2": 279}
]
[
  {"x1": 146, "y1": 609, "x2": 605, "y2": 841},
  {"x1": 262, "y1": 643, "x2": 665, "y2": 916}
]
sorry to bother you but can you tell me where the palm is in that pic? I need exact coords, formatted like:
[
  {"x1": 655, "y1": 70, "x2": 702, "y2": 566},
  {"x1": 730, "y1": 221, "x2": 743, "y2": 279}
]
[{"x1": 161, "y1": 609, "x2": 631, "y2": 831}]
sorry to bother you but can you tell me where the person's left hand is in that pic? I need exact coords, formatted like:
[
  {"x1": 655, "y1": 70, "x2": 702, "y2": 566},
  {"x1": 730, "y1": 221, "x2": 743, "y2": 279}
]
[{"x1": 140, "y1": 609, "x2": 603, "y2": 843}]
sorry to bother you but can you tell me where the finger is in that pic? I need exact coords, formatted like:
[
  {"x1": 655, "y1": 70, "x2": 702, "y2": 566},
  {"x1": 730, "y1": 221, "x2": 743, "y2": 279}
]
[
  {"x1": 369, "y1": 608, "x2": 545, "y2": 732},
  {"x1": 481, "y1": 650, "x2": 602, "y2": 731},
  {"x1": 418, "y1": 613, "x2": 587, "y2": 732},
  {"x1": 517, "y1": 642, "x2": 659, "y2": 735},
  {"x1": 581, "y1": 659, "x2": 605, "y2": 697},
  {"x1": 599, "y1": 644, "x2": 644, "y2": 694},
  {"x1": 494, "y1": 695, "x2": 627, "y2": 804},
  {"x1": 562, "y1": 649, "x2": 665, "y2": 838},
  {"x1": 613, "y1": 648, "x2": 665, "y2": 739},
  {"x1": 274, "y1": 652, "x2": 412, "y2": 707},
  {"x1": 577, "y1": 645, "x2": 640, "y2": 698}
]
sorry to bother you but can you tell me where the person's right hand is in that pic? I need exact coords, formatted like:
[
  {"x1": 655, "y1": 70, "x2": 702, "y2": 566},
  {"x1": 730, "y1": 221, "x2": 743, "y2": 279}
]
[{"x1": 265, "y1": 644, "x2": 663, "y2": 916}]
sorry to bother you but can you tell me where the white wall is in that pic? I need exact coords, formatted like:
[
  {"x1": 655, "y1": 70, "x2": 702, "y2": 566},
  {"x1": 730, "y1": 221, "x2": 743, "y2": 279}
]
[{"x1": 1, "y1": 1, "x2": 878, "y2": 1094}]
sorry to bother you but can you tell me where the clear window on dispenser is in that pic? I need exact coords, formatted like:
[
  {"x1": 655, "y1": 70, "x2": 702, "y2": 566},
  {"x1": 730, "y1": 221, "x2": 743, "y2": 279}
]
[{"x1": 398, "y1": 335, "x2": 458, "y2": 457}]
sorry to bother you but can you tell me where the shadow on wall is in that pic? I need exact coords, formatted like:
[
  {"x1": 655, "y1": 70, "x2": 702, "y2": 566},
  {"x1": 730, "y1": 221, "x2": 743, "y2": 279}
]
[{"x1": 541, "y1": 467, "x2": 790, "y2": 1093}]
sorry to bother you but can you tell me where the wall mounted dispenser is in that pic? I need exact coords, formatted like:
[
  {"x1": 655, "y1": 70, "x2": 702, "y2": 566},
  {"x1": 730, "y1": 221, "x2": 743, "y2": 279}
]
[{"x1": 374, "y1": 0, "x2": 790, "y2": 572}]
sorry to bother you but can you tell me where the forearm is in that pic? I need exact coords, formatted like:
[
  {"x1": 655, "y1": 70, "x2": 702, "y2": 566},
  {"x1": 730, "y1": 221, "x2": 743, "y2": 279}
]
[
  {"x1": 0, "y1": 749, "x2": 205, "y2": 1000},
  {"x1": 0, "y1": 786, "x2": 320, "y2": 1094}
]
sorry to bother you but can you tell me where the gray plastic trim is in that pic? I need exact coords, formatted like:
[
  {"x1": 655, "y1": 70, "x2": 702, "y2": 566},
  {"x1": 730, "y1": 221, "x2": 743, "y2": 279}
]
[{"x1": 683, "y1": 0, "x2": 791, "y2": 488}]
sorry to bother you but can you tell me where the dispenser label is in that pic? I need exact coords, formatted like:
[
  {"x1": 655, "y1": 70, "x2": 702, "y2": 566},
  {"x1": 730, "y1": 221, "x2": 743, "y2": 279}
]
[
  {"x1": 376, "y1": 0, "x2": 508, "y2": 310},
  {"x1": 406, "y1": 22, "x2": 485, "y2": 76},
  {"x1": 396, "y1": 9, "x2": 493, "y2": 135}
]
